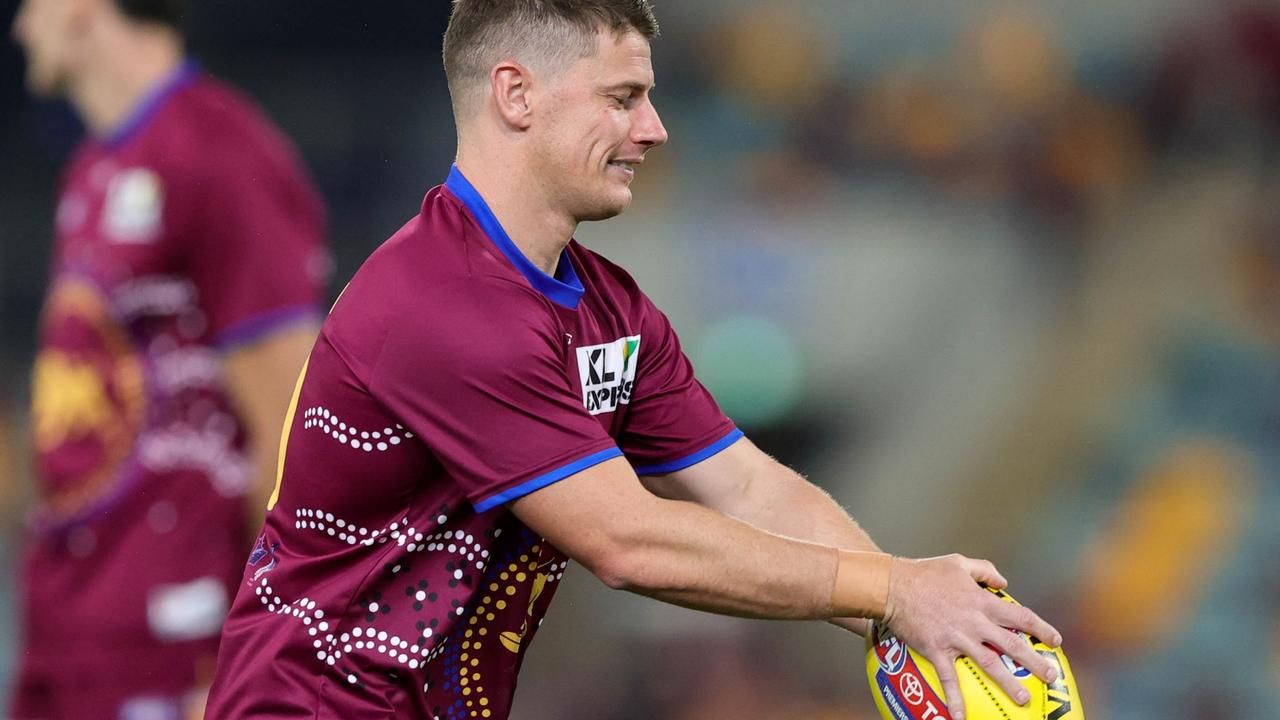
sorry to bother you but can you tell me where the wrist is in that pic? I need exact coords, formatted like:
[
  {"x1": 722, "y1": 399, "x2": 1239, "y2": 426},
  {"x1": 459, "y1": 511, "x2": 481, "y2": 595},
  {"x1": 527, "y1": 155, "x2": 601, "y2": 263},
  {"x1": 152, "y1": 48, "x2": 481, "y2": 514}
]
[
  {"x1": 829, "y1": 549, "x2": 894, "y2": 621},
  {"x1": 828, "y1": 616, "x2": 871, "y2": 637}
]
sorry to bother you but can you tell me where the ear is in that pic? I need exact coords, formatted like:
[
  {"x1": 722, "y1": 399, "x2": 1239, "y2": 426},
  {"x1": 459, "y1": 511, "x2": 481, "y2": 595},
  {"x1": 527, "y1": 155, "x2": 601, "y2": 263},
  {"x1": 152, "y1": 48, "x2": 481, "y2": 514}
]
[{"x1": 490, "y1": 60, "x2": 535, "y2": 130}]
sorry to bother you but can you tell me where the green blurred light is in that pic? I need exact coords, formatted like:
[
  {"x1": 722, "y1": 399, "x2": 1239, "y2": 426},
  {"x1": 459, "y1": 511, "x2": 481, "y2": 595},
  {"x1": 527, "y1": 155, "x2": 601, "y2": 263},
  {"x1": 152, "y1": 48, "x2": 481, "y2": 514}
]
[{"x1": 693, "y1": 315, "x2": 804, "y2": 427}]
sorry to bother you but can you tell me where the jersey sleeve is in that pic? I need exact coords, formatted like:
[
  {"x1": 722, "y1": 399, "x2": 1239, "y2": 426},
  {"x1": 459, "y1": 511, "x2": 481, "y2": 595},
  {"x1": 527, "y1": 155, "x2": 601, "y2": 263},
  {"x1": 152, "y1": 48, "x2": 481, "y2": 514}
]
[
  {"x1": 367, "y1": 281, "x2": 621, "y2": 512},
  {"x1": 181, "y1": 146, "x2": 328, "y2": 349},
  {"x1": 619, "y1": 296, "x2": 741, "y2": 475}
]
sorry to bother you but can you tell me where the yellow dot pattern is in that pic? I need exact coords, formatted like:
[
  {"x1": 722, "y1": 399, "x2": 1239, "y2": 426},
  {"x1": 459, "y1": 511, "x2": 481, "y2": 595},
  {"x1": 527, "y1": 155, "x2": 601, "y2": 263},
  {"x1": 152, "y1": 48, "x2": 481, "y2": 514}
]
[{"x1": 456, "y1": 544, "x2": 559, "y2": 718}]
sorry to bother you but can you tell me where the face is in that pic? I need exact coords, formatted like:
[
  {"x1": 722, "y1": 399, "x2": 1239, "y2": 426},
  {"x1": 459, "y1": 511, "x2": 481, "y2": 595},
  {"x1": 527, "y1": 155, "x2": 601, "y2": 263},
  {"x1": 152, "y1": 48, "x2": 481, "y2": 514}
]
[
  {"x1": 11, "y1": 0, "x2": 82, "y2": 96},
  {"x1": 532, "y1": 28, "x2": 669, "y2": 222}
]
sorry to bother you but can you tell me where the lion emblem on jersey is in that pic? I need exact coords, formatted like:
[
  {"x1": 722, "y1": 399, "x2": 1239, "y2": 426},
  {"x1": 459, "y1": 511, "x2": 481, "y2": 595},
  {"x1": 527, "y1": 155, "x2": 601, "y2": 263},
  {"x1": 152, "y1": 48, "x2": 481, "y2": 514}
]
[{"x1": 32, "y1": 277, "x2": 147, "y2": 521}]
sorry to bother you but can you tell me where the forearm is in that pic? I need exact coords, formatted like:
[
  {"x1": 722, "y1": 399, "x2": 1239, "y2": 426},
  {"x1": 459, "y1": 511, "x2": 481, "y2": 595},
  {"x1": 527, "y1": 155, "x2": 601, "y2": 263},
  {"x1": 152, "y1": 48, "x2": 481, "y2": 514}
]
[
  {"x1": 512, "y1": 460, "x2": 890, "y2": 622},
  {"x1": 223, "y1": 323, "x2": 320, "y2": 543},
  {"x1": 715, "y1": 464, "x2": 883, "y2": 635},
  {"x1": 603, "y1": 496, "x2": 840, "y2": 619},
  {"x1": 243, "y1": 452, "x2": 277, "y2": 535},
  {"x1": 727, "y1": 465, "x2": 879, "y2": 554},
  {"x1": 233, "y1": 390, "x2": 294, "y2": 544}
]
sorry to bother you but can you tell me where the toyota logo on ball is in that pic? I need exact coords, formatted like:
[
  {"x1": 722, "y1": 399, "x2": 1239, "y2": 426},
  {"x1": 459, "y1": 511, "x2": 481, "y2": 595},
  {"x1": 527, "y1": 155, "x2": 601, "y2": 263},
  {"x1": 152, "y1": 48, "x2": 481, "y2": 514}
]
[{"x1": 900, "y1": 672, "x2": 926, "y2": 705}]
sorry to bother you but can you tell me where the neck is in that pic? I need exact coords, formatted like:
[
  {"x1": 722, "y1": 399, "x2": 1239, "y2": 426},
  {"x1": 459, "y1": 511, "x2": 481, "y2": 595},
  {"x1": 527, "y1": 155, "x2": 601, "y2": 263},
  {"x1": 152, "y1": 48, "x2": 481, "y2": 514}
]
[
  {"x1": 68, "y1": 24, "x2": 184, "y2": 137},
  {"x1": 455, "y1": 147, "x2": 576, "y2": 276}
]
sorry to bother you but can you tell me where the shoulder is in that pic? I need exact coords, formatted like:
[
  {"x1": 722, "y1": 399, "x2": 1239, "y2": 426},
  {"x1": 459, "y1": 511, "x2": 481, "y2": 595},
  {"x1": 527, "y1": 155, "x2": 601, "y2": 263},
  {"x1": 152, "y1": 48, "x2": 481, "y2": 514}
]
[
  {"x1": 56, "y1": 142, "x2": 100, "y2": 196},
  {"x1": 172, "y1": 76, "x2": 292, "y2": 154},
  {"x1": 148, "y1": 75, "x2": 309, "y2": 189},
  {"x1": 570, "y1": 241, "x2": 641, "y2": 292},
  {"x1": 361, "y1": 269, "x2": 567, "y2": 393},
  {"x1": 570, "y1": 241, "x2": 666, "y2": 326},
  {"x1": 326, "y1": 193, "x2": 564, "y2": 381},
  {"x1": 570, "y1": 241, "x2": 656, "y2": 315}
]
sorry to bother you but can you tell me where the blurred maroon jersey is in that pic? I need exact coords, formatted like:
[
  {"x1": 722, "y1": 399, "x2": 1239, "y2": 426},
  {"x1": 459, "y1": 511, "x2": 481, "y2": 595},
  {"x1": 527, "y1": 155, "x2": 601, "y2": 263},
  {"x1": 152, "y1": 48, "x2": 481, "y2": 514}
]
[
  {"x1": 13, "y1": 61, "x2": 328, "y2": 720},
  {"x1": 205, "y1": 166, "x2": 740, "y2": 719}
]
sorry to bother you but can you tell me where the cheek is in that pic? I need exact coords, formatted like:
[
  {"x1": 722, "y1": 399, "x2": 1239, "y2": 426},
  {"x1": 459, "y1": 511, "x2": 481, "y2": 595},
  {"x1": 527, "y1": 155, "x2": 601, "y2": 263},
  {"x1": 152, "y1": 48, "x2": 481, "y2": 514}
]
[
  {"x1": 586, "y1": 115, "x2": 627, "y2": 158},
  {"x1": 55, "y1": 3, "x2": 79, "y2": 47},
  {"x1": 561, "y1": 118, "x2": 610, "y2": 166}
]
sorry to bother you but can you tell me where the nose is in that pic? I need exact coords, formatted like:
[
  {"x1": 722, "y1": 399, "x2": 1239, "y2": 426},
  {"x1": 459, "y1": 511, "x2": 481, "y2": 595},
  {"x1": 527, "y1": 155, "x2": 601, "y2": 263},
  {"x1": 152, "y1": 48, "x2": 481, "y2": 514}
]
[
  {"x1": 634, "y1": 97, "x2": 669, "y2": 150},
  {"x1": 12, "y1": 0, "x2": 35, "y2": 47}
]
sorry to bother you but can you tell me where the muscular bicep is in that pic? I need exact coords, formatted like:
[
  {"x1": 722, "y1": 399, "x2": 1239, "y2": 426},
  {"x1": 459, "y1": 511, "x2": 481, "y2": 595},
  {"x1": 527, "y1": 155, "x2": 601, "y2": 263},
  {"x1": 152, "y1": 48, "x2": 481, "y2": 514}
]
[
  {"x1": 511, "y1": 453, "x2": 840, "y2": 620},
  {"x1": 510, "y1": 456, "x2": 659, "y2": 582},
  {"x1": 638, "y1": 435, "x2": 772, "y2": 513}
]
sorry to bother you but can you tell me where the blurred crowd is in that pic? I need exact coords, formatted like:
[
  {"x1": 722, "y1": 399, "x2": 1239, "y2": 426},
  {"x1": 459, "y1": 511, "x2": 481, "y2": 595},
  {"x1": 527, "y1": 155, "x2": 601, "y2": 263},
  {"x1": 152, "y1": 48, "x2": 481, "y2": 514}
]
[{"x1": 3, "y1": 0, "x2": 1280, "y2": 718}]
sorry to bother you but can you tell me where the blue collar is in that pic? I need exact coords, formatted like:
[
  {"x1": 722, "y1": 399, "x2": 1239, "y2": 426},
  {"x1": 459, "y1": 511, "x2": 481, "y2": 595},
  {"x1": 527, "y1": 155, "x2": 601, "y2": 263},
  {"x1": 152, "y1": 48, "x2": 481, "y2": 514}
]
[
  {"x1": 445, "y1": 164, "x2": 585, "y2": 309},
  {"x1": 104, "y1": 59, "x2": 201, "y2": 149}
]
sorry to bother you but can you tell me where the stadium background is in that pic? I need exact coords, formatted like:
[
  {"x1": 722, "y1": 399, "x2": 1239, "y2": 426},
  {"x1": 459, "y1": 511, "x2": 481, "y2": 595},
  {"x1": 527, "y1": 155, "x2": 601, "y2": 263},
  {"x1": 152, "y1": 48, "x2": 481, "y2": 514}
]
[{"x1": 2, "y1": 0, "x2": 1279, "y2": 717}]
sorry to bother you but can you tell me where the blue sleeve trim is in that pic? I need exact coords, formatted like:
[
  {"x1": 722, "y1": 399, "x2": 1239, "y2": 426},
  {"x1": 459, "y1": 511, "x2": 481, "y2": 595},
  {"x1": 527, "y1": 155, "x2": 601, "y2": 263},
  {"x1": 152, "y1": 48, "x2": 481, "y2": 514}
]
[
  {"x1": 474, "y1": 446, "x2": 624, "y2": 513},
  {"x1": 632, "y1": 428, "x2": 744, "y2": 476},
  {"x1": 213, "y1": 302, "x2": 322, "y2": 350}
]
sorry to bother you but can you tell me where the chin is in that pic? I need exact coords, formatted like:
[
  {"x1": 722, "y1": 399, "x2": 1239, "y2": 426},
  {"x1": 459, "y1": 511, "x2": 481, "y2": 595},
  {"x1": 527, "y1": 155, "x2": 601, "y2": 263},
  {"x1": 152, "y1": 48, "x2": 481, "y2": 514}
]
[
  {"x1": 576, "y1": 192, "x2": 633, "y2": 222},
  {"x1": 25, "y1": 66, "x2": 65, "y2": 98}
]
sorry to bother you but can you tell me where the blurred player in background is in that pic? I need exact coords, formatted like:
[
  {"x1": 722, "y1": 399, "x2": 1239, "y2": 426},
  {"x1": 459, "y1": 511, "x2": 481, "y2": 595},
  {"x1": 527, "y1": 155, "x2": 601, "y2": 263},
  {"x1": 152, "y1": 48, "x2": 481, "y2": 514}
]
[
  {"x1": 205, "y1": 1, "x2": 1061, "y2": 719},
  {"x1": 9, "y1": 0, "x2": 329, "y2": 717}
]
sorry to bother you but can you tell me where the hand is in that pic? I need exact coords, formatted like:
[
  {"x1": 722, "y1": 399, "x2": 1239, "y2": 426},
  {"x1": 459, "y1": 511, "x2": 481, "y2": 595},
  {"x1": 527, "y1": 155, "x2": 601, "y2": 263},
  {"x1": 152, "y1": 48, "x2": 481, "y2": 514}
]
[{"x1": 883, "y1": 554, "x2": 1063, "y2": 720}]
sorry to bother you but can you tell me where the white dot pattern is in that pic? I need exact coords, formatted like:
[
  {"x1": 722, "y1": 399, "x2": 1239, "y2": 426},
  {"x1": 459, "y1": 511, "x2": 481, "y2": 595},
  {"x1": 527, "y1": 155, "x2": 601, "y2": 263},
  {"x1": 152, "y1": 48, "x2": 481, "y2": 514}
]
[
  {"x1": 263, "y1": 507, "x2": 482, "y2": 688},
  {"x1": 301, "y1": 408, "x2": 412, "y2": 452},
  {"x1": 293, "y1": 509, "x2": 416, "y2": 548},
  {"x1": 291, "y1": 509, "x2": 494, "y2": 570},
  {"x1": 256, "y1": 578, "x2": 454, "y2": 681}
]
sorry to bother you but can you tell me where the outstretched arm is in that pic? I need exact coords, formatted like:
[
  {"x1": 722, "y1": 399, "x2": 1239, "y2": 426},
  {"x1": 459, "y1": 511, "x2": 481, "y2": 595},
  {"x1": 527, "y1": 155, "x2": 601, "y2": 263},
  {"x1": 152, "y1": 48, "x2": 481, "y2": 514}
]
[
  {"x1": 631, "y1": 437, "x2": 1063, "y2": 720},
  {"x1": 513, "y1": 455, "x2": 863, "y2": 619},
  {"x1": 640, "y1": 437, "x2": 882, "y2": 633}
]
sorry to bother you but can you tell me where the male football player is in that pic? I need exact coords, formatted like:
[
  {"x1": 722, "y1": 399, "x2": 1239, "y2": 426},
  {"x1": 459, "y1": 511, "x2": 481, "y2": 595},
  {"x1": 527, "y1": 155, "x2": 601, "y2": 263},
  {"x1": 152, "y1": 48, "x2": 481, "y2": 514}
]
[
  {"x1": 10, "y1": 0, "x2": 328, "y2": 716},
  {"x1": 206, "y1": 2, "x2": 1060, "y2": 718}
]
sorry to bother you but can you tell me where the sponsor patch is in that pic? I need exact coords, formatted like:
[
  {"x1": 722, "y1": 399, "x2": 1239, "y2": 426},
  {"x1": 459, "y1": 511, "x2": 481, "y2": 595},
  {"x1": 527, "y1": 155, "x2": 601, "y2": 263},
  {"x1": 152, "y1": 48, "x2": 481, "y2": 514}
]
[
  {"x1": 576, "y1": 335, "x2": 641, "y2": 415},
  {"x1": 102, "y1": 167, "x2": 164, "y2": 243}
]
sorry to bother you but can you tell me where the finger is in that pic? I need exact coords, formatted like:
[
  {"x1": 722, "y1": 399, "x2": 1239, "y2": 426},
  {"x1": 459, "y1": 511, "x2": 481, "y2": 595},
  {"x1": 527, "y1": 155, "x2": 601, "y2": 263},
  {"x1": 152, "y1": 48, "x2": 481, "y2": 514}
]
[
  {"x1": 966, "y1": 642, "x2": 1031, "y2": 706},
  {"x1": 993, "y1": 600, "x2": 1062, "y2": 648},
  {"x1": 964, "y1": 558, "x2": 1007, "y2": 589},
  {"x1": 930, "y1": 653, "x2": 968, "y2": 720},
  {"x1": 988, "y1": 627, "x2": 1059, "y2": 681},
  {"x1": 987, "y1": 628, "x2": 1058, "y2": 688}
]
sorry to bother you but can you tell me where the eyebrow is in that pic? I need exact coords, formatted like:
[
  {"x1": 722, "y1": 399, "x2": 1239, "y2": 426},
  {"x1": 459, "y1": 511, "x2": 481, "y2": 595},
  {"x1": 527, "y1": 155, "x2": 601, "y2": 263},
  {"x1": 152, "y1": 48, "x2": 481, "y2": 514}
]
[{"x1": 602, "y1": 81, "x2": 653, "y2": 94}]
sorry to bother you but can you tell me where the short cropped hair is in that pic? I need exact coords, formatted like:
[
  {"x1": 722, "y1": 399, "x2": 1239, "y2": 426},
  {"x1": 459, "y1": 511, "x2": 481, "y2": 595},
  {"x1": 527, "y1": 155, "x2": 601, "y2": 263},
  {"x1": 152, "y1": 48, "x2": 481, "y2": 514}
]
[
  {"x1": 443, "y1": 0, "x2": 659, "y2": 114},
  {"x1": 114, "y1": 0, "x2": 184, "y2": 29}
]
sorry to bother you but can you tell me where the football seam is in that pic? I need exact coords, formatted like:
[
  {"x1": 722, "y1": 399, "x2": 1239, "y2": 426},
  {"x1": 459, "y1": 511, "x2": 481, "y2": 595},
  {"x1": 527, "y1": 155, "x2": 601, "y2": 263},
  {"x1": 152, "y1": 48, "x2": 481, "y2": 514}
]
[{"x1": 958, "y1": 658, "x2": 1013, "y2": 720}]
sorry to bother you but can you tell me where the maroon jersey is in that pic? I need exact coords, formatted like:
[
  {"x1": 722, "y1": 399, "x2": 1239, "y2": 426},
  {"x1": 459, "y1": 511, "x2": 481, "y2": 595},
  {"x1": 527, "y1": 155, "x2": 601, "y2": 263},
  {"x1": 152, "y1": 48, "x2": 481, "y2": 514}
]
[
  {"x1": 13, "y1": 61, "x2": 328, "y2": 719},
  {"x1": 206, "y1": 166, "x2": 740, "y2": 719}
]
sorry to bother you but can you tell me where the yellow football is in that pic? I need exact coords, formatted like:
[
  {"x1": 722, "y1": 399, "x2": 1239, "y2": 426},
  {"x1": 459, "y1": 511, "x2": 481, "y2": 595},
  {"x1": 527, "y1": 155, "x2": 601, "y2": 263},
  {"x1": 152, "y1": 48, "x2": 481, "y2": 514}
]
[{"x1": 864, "y1": 587, "x2": 1084, "y2": 720}]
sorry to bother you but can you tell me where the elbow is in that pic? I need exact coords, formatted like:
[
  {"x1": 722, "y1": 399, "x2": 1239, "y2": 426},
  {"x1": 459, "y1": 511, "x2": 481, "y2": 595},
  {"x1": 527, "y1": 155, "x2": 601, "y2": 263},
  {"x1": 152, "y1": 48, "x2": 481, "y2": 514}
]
[
  {"x1": 596, "y1": 564, "x2": 632, "y2": 592},
  {"x1": 584, "y1": 543, "x2": 659, "y2": 593}
]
